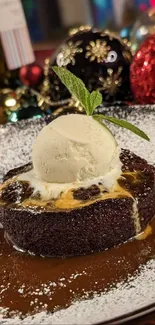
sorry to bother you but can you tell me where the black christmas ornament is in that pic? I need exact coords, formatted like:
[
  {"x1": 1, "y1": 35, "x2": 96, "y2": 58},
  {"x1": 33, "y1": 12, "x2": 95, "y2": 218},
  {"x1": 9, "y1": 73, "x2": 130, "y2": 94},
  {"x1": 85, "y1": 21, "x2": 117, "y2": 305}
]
[{"x1": 50, "y1": 27, "x2": 132, "y2": 104}]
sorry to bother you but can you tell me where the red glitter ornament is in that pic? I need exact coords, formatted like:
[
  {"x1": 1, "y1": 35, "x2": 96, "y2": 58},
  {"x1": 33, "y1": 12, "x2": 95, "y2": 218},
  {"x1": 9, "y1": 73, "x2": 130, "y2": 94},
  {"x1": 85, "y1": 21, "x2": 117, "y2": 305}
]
[
  {"x1": 130, "y1": 35, "x2": 155, "y2": 104},
  {"x1": 19, "y1": 63, "x2": 43, "y2": 87}
]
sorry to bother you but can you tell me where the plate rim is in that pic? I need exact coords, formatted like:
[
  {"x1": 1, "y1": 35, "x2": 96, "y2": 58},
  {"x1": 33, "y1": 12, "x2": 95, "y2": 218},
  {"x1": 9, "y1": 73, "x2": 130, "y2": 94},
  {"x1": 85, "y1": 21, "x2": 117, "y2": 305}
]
[{"x1": 99, "y1": 301, "x2": 155, "y2": 325}]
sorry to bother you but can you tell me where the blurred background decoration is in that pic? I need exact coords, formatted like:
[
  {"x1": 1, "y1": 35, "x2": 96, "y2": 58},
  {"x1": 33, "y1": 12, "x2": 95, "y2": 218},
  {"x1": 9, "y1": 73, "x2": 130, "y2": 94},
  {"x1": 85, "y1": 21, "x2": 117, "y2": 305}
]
[
  {"x1": 50, "y1": 28, "x2": 132, "y2": 104},
  {"x1": 130, "y1": 7, "x2": 155, "y2": 53},
  {"x1": 1, "y1": 0, "x2": 155, "y2": 124},
  {"x1": 130, "y1": 33, "x2": 155, "y2": 104},
  {"x1": 22, "y1": 0, "x2": 155, "y2": 46}
]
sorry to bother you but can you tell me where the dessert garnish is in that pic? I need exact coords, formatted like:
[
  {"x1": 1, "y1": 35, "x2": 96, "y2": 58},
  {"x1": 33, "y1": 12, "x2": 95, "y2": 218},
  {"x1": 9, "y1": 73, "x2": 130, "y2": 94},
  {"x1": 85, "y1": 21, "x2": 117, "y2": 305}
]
[{"x1": 53, "y1": 66, "x2": 149, "y2": 141}]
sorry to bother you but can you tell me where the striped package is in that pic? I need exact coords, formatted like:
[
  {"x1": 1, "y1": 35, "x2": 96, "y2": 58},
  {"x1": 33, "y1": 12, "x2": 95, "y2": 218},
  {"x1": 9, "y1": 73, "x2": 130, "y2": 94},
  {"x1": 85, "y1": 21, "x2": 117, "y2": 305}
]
[{"x1": 0, "y1": 0, "x2": 35, "y2": 70}]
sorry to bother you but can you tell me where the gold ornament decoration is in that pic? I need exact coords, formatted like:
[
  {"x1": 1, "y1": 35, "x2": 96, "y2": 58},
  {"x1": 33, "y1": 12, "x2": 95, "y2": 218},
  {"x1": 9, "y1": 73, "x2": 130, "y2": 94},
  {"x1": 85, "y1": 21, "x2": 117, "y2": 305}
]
[
  {"x1": 0, "y1": 88, "x2": 20, "y2": 124},
  {"x1": 101, "y1": 30, "x2": 118, "y2": 41},
  {"x1": 0, "y1": 88, "x2": 20, "y2": 111},
  {"x1": 0, "y1": 86, "x2": 46, "y2": 123},
  {"x1": 36, "y1": 87, "x2": 70, "y2": 112},
  {"x1": 0, "y1": 93, "x2": 7, "y2": 124},
  {"x1": 122, "y1": 50, "x2": 132, "y2": 62},
  {"x1": 41, "y1": 57, "x2": 51, "y2": 94},
  {"x1": 86, "y1": 40, "x2": 111, "y2": 63},
  {"x1": 69, "y1": 25, "x2": 92, "y2": 36},
  {"x1": 37, "y1": 57, "x2": 70, "y2": 111},
  {"x1": 103, "y1": 30, "x2": 133, "y2": 53},
  {"x1": 38, "y1": 57, "x2": 52, "y2": 111},
  {"x1": 99, "y1": 67, "x2": 123, "y2": 96},
  {"x1": 56, "y1": 41, "x2": 83, "y2": 67},
  {"x1": 121, "y1": 38, "x2": 132, "y2": 50},
  {"x1": 51, "y1": 97, "x2": 84, "y2": 119}
]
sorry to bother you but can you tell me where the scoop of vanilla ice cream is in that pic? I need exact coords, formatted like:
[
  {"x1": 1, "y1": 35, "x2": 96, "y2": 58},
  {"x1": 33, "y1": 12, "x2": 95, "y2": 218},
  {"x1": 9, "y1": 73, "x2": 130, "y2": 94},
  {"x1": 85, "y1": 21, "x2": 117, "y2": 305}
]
[{"x1": 32, "y1": 114, "x2": 121, "y2": 184}]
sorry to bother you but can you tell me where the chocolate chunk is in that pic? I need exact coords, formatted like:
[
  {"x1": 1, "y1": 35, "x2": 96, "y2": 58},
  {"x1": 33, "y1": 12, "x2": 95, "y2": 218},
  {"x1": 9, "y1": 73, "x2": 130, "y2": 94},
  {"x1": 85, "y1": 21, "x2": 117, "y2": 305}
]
[
  {"x1": 73, "y1": 185, "x2": 100, "y2": 201},
  {"x1": 73, "y1": 188, "x2": 90, "y2": 201},
  {"x1": 88, "y1": 185, "x2": 101, "y2": 196},
  {"x1": 1, "y1": 181, "x2": 33, "y2": 204},
  {"x1": 119, "y1": 169, "x2": 154, "y2": 198}
]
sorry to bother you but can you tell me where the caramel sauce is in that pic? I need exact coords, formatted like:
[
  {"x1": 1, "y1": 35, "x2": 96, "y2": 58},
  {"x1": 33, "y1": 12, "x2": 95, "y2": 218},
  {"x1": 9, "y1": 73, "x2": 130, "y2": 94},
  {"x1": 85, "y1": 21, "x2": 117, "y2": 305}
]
[
  {"x1": 0, "y1": 172, "x2": 133, "y2": 211},
  {"x1": 136, "y1": 224, "x2": 153, "y2": 240},
  {"x1": 55, "y1": 184, "x2": 131, "y2": 210},
  {"x1": 20, "y1": 175, "x2": 132, "y2": 211},
  {"x1": 23, "y1": 186, "x2": 130, "y2": 211},
  {"x1": 1, "y1": 217, "x2": 155, "y2": 318}
]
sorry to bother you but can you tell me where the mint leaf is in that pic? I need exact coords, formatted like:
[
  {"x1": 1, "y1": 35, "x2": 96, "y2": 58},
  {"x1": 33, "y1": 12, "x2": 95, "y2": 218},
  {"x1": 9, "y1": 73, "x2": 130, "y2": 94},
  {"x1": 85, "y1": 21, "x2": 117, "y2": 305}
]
[
  {"x1": 53, "y1": 67, "x2": 149, "y2": 141},
  {"x1": 52, "y1": 66, "x2": 102, "y2": 115},
  {"x1": 53, "y1": 66, "x2": 90, "y2": 115},
  {"x1": 94, "y1": 114, "x2": 150, "y2": 142},
  {"x1": 89, "y1": 91, "x2": 102, "y2": 115}
]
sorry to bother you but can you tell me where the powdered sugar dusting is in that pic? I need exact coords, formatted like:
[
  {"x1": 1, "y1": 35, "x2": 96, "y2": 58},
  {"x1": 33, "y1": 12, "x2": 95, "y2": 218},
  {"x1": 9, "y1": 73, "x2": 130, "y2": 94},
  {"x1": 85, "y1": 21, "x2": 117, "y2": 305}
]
[
  {"x1": 1, "y1": 259, "x2": 155, "y2": 324},
  {"x1": 97, "y1": 105, "x2": 155, "y2": 165}
]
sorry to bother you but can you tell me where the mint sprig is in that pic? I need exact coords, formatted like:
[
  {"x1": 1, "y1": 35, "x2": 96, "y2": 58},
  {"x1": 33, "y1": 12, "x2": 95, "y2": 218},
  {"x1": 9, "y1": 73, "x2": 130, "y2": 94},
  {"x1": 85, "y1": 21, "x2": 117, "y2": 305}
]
[
  {"x1": 52, "y1": 66, "x2": 150, "y2": 142},
  {"x1": 53, "y1": 66, "x2": 102, "y2": 115},
  {"x1": 94, "y1": 115, "x2": 149, "y2": 141}
]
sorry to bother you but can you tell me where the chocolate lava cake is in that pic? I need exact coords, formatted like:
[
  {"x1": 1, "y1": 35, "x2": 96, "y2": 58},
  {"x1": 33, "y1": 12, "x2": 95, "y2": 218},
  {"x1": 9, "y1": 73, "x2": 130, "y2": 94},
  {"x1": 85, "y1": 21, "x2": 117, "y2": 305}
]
[{"x1": 0, "y1": 149, "x2": 155, "y2": 257}]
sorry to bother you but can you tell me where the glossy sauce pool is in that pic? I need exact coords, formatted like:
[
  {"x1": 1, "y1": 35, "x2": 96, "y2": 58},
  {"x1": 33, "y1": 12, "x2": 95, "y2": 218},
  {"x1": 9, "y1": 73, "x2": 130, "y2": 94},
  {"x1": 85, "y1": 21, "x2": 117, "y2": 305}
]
[{"x1": 0, "y1": 218, "x2": 155, "y2": 320}]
